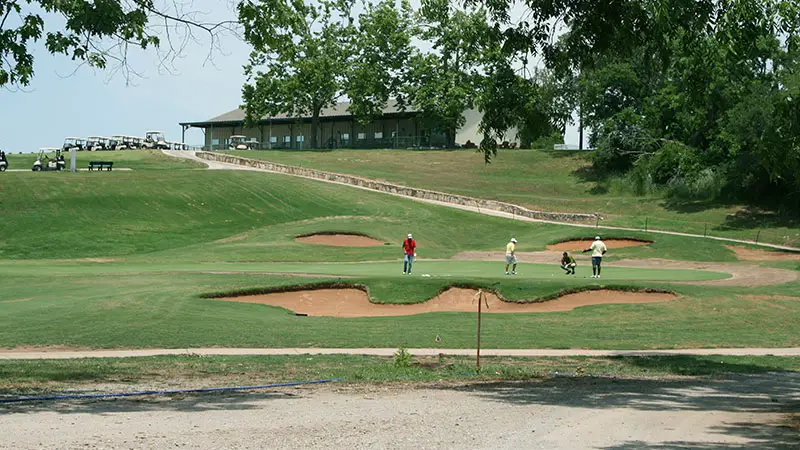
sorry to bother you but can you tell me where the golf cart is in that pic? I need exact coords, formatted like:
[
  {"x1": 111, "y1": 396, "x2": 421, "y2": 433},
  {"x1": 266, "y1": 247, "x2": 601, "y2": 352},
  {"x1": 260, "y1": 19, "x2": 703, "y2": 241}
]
[
  {"x1": 62, "y1": 137, "x2": 86, "y2": 152},
  {"x1": 86, "y1": 136, "x2": 111, "y2": 151},
  {"x1": 118, "y1": 135, "x2": 142, "y2": 150},
  {"x1": 110, "y1": 135, "x2": 127, "y2": 150},
  {"x1": 0, "y1": 150, "x2": 8, "y2": 172},
  {"x1": 144, "y1": 131, "x2": 170, "y2": 150},
  {"x1": 228, "y1": 135, "x2": 257, "y2": 150},
  {"x1": 32, "y1": 148, "x2": 67, "y2": 171}
]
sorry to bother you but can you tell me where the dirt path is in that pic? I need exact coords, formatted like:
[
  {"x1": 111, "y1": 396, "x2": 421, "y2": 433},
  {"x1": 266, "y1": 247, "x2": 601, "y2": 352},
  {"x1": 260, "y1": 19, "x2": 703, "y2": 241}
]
[
  {"x1": 1, "y1": 373, "x2": 797, "y2": 449},
  {"x1": 452, "y1": 251, "x2": 798, "y2": 286},
  {"x1": 163, "y1": 150, "x2": 800, "y2": 253},
  {"x1": 3, "y1": 347, "x2": 800, "y2": 359}
]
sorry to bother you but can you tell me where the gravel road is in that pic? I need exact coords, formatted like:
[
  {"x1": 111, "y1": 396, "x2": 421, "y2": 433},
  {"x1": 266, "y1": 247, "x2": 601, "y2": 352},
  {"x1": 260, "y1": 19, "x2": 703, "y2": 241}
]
[{"x1": 2, "y1": 373, "x2": 797, "y2": 449}]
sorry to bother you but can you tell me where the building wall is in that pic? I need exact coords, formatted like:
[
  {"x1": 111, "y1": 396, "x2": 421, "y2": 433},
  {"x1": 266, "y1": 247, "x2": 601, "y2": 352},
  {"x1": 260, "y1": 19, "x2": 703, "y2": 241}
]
[
  {"x1": 197, "y1": 111, "x2": 517, "y2": 150},
  {"x1": 456, "y1": 109, "x2": 519, "y2": 146}
]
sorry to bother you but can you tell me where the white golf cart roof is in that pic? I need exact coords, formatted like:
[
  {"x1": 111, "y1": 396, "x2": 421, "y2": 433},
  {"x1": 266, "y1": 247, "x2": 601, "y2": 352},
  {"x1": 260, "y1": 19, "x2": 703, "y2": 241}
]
[
  {"x1": 65, "y1": 137, "x2": 84, "y2": 140},
  {"x1": 87, "y1": 136, "x2": 108, "y2": 140},
  {"x1": 146, "y1": 131, "x2": 164, "y2": 134},
  {"x1": 231, "y1": 135, "x2": 246, "y2": 138},
  {"x1": 40, "y1": 147, "x2": 61, "y2": 151}
]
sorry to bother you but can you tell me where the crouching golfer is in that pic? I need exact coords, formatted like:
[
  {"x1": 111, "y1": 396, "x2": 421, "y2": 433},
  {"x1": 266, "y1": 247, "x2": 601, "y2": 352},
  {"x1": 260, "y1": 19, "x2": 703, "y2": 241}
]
[
  {"x1": 561, "y1": 251, "x2": 577, "y2": 275},
  {"x1": 402, "y1": 233, "x2": 416, "y2": 275},
  {"x1": 505, "y1": 238, "x2": 518, "y2": 275},
  {"x1": 582, "y1": 236, "x2": 607, "y2": 278}
]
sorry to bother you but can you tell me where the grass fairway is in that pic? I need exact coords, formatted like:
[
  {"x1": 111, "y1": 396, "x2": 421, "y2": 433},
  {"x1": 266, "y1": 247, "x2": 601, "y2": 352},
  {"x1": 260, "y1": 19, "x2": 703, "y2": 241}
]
[
  {"x1": 0, "y1": 151, "x2": 798, "y2": 352},
  {"x1": 229, "y1": 149, "x2": 800, "y2": 247}
]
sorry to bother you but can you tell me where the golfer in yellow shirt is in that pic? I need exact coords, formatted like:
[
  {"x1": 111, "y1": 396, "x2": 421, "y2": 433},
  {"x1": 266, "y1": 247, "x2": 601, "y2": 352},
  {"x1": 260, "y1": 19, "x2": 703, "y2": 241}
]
[{"x1": 505, "y1": 238, "x2": 518, "y2": 275}]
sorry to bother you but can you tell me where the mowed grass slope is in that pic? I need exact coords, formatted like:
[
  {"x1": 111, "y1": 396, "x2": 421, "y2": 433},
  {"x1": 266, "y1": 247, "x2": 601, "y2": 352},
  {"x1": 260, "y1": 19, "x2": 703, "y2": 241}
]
[
  {"x1": 0, "y1": 156, "x2": 738, "y2": 262},
  {"x1": 229, "y1": 149, "x2": 800, "y2": 247},
  {"x1": 0, "y1": 151, "x2": 798, "y2": 350}
]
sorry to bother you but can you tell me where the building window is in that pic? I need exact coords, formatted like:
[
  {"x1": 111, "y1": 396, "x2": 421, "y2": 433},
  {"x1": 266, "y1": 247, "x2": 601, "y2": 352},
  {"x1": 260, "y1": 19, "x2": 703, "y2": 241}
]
[
  {"x1": 296, "y1": 135, "x2": 304, "y2": 143},
  {"x1": 374, "y1": 132, "x2": 383, "y2": 139},
  {"x1": 270, "y1": 136, "x2": 278, "y2": 143},
  {"x1": 342, "y1": 133, "x2": 350, "y2": 141},
  {"x1": 284, "y1": 136, "x2": 291, "y2": 143},
  {"x1": 357, "y1": 132, "x2": 366, "y2": 140}
]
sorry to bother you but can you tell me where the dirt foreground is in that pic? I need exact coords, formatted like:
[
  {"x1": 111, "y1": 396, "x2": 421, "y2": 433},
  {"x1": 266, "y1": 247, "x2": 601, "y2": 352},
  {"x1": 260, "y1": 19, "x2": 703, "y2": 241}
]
[
  {"x1": 1, "y1": 373, "x2": 797, "y2": 449},
  {"x1": 217, "y1": 288, "x2": 676, "y2": 317}
]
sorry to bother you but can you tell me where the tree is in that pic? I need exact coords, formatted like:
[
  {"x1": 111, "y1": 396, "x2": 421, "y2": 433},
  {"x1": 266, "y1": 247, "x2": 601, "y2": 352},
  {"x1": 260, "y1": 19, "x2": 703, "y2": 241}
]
[
  {"x1": 240, "y1": 0, "x2": 416, "y2": 149},
  {"x1": 0, "y1": 0, "x2": 237, "y2": 88},
  {"x1": 345, "y1": 0, "x2": 415, "y2": 122},
  {"x1": 406, "y1": 0, "x2": 497, "y2": 148},
  {"x1": 239, "y1": 0, "x2": 350, "y2": 149}
]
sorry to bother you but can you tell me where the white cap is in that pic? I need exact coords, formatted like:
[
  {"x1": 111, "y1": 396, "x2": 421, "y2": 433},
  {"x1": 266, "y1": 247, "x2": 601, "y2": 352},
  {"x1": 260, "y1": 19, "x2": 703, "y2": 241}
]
[
  {"x1": 595, "y1": 236, "x2": 601, "y2": 240},
  {"x1": 511, "y1": 238, "x2": 517, "y2": 243},
  {"x1": 408, "y1": 234, "x2": 413, "y2": 239}
]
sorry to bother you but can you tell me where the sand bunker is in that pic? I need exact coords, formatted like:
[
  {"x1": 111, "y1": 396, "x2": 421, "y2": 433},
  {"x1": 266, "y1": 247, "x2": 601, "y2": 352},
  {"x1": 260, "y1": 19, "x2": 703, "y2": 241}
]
[
  {"x1": 547, "y1": 239, "x2": 653, "y2": 251},
  {"x1": 726, "y1": 245, "x2": 800, "y2": 261},
  {"x1": 218, "y1": 288, "x2": 676, "y2": 318},
  {"x1": 295, "y1": 233, "x2": 384, "y2": 247}
]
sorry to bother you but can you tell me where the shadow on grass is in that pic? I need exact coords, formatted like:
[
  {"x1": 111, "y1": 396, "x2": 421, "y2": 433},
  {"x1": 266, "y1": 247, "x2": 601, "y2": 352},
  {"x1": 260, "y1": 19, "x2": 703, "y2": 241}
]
[
  {"x1": 660, "y1": 197, "x2": 736, "y2": 215},
  {"x1": 0, "y1": 390, "x2": 294, "y2": 415}
]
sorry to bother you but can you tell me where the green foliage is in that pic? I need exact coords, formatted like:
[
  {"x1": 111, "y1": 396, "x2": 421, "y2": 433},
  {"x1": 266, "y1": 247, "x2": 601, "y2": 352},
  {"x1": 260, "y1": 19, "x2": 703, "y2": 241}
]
[
  {"x1": 393, "y1": 346, "x2": 412, "y2": 367},
  {"x1": 536, "y1": 0, "x2": 800, "y2": 209},
  {"x1": 0, "y1": 1, "x2": 218, "y2": 88}
]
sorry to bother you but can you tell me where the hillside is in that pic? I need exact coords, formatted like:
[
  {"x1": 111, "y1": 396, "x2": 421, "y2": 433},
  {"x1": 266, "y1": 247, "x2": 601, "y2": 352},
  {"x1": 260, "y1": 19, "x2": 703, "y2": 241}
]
[{"x1": 228, "y1": 149, "x2": 800, "y2": 248}]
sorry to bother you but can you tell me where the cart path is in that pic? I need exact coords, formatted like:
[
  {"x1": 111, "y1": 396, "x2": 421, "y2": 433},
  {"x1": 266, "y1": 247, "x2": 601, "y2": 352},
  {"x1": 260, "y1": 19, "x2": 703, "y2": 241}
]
[
  {"x1": 163, "y1": 150, "x2": 800, "y2": 252},
  {"x1": 452, "y1": 251, "x2": 799, "y2": 286},
  {"x1": 3, "y1": 347, "x2": 800, "y2": 359}
]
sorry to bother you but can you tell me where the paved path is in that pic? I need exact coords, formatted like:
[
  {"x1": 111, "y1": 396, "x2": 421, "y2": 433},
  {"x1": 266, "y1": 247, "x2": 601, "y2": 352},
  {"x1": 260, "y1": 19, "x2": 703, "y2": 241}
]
[
  {"x1": 163, "y1": 150, "x2": 800, "y2": 252},
  {"x1": 3, "y1": 347, "x2": 800, "y2": 360}
]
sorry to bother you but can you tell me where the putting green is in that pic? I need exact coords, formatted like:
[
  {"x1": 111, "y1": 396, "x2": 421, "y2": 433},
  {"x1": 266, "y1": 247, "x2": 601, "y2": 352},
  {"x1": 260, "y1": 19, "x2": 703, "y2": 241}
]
[{"x1": 0, "y1": 259, "x2": 729, "y2": 282}]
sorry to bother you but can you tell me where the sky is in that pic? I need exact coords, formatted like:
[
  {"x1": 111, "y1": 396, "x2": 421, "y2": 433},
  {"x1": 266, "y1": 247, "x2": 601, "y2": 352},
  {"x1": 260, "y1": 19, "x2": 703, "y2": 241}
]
[{"x1": 0, "y1": 1, "x2": 584, "y2": 154}]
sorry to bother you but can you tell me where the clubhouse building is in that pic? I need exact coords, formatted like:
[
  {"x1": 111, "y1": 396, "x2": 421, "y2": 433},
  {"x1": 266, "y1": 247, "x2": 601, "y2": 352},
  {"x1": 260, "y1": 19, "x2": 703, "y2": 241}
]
[{"x1": 179, "y1": 102, "x2": 496, "y2": 150}]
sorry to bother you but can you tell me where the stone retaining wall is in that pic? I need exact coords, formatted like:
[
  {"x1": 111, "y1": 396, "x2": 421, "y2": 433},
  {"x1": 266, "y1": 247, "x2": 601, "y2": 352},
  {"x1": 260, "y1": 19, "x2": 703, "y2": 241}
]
[{"x1": 196, "y1": 152, "x2": 600, "y2": 223}]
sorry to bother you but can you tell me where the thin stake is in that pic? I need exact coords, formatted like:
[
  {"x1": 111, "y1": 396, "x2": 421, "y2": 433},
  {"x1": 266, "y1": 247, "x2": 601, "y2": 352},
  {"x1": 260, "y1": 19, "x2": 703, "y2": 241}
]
[
  {"x1": 755, "y1": 230, "x2": 761, "y2": 244},
  {"x1": 477, "y1": 290, "x2": 482, "y2": 371}
]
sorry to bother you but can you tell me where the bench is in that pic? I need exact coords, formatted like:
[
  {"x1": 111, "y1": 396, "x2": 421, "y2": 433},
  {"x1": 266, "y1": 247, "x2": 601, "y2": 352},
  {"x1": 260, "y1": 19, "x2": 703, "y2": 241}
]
[{"x1": 88, "y1": 161, "x2": 113, "y2": 171}]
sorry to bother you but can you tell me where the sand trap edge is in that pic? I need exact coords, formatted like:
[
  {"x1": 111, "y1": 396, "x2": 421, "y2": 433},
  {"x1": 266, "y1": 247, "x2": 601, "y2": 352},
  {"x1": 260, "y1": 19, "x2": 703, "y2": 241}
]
[
  {"x1": 295, "y1": 232, "x2": 386, "y2": 247},
  {"x1": 204, "y1": 282, "x2": 676, "y2": 306}
]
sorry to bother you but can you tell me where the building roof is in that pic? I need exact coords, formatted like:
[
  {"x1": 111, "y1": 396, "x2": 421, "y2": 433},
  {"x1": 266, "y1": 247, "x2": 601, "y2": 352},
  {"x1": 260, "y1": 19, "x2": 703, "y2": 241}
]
[{"x1": 180, "y1": 101, "x2": 415, "y2": 128}]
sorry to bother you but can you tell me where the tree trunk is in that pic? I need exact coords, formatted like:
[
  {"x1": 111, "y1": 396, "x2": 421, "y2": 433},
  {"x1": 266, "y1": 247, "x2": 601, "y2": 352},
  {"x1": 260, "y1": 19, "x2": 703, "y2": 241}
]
[
  {"x1": 445, "y1": 128, "x2": 455, "y2": 148},
  {"x1": 578, "y1": 103, "x2": 584, "y2": 151},
  {"x1": 311, "y1": 108, "x2": 321, "y2": 149}
]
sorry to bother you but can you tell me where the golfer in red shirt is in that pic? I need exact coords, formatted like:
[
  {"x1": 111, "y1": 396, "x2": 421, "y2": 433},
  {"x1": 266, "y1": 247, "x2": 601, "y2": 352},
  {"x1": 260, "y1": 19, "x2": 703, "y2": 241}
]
[{"x1": 402, "y1": 233, "x2": 416, "y2": 275}]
